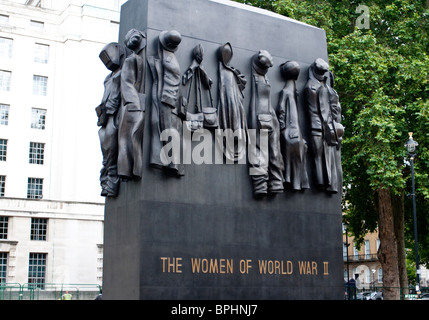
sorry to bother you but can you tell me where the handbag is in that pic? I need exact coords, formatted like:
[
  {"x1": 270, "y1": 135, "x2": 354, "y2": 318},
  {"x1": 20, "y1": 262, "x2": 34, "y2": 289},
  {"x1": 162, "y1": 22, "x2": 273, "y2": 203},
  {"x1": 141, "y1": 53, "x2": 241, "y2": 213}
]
[
  {"x1": 202, "y1": 88, "x2": 218, "y2": 128},
  {"x1": 96, "y1": 102, "x2": 108, "y2": 127},
  {"x1": 182, "y1": 50, "x2": 218, "y2": 130},
  {"x1": 183, "y1": 73, "x2": 204, "y2": 132}
]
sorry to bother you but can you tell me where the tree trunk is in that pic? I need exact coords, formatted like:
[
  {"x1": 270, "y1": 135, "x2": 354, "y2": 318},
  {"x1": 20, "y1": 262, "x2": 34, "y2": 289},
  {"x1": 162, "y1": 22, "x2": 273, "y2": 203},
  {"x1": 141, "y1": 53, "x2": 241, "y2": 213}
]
[
  {"x1": 392, "y1": 191, "x2": 408, "y2": 294},
  {"x1": 376, "y1": 187, "x2": 400, "y2": 300}
]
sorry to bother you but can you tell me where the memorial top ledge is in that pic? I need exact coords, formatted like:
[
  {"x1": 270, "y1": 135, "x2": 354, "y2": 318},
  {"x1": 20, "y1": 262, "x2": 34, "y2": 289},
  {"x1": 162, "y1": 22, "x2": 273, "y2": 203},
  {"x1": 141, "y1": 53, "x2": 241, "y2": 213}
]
[
  {"x1": 120, "y1": 0, "x2": 328, "y2": 64},
  {"x1": 209, "y1": 0, "x2": 322, "y2": 30}
]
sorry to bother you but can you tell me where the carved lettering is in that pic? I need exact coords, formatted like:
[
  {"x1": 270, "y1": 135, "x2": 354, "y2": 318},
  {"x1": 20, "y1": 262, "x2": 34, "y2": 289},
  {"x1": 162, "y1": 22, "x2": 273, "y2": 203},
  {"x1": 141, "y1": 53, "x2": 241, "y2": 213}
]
[
  {"x1": 298, "y1": 261, "x2": 318, "y2": 275},
  {"x1": 161, "y1": 257, "x2": 183, "y2": 273},
  {"x1": 323, "y1": 262, "x2": 329, "y2": 275},
  {"x1": 258, "y1": 260, "x2": 292, "y2": 275},
  {"x1": 239, "y1": 259, "x2": 252, "y2": 274},
  {"x1": 191, "y1": 258, "x2": 233, "y2": 274},
  {"x1": 160, "y1": 257, "x2": 328, "y2": 278}
]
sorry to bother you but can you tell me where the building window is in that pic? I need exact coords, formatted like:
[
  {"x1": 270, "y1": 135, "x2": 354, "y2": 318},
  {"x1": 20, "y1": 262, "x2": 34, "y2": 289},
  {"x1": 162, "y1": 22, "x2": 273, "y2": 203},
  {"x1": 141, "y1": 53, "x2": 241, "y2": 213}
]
[
  {"x1": 343, "y1": 243, "x2": 347, "y2": 261},
  {"x1": 0, "y1": 15, "x2": 9, "y2": 25},
  {"x1": 31, "y1": 218, "x2": 47, "y2": 241},
  {"x1": 26, "y1": 0, "x2": 42, "y2": 8},
  {"x1": 0, "y1": 139, "x2": 7, "y2": 161},
  {"x1": 0, "y1": 216, "x2": 8, "y2": 240},
  {"x1": 31, "y1": 108, "x2": 46, "y2": 130},
  {"x1": 0, "y1": 104, "x2": 9, "y2": 126},
  {"x1": 34, "y1": 43, "x2": 49, "y2": 64},
  {"x1": 364, "y1": 240, "x2": 370, "y2": 259},
  {"x1": 27, "y1": 178, "x2": 43, "y2": 199},
  {"x1": 28, "y1": 253, "x2": 46, "y2": 289},
  {"x1": 0, "y1": 252, "x2": 7, "y2": 284},
  {"x1": 29, "y1": 142, "x2": 45, "y2": 165},
  {"x1": 30, "y1": 20, "x2": 44, "y2": 31},
  {"x1": 353, "y1": 243, "x2": 359, "y2": 260},
  {"x1": 0, "y1": 70, "x2": 11, "y2": 92},
  {"x1": 0, "y1": 38, "x2": 12, "y2": 59},
  {"x1": 0, "y1": 176, "x2": 5, "y2": 197},
  {"x1": 32, "y1": 75, "x2": 47, "y2": 96},
  {"x1": 377, "y1": 268, "x2": 383, "y2": 282},
  {"x1": 365, "y1": 268, "x2": 371, "y2": 284}
]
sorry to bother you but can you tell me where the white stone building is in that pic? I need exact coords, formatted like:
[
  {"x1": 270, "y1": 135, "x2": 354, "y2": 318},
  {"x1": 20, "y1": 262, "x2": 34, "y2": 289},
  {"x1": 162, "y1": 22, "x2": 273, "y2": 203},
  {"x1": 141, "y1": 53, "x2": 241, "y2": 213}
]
[{"x1": 0, "y1": 0, "x2": 125, "y2": 294}]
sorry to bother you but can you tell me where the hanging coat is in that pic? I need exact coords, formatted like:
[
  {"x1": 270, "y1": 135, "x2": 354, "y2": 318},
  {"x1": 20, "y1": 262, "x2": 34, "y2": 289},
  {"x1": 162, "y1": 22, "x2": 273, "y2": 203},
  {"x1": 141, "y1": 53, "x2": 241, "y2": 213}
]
[
  {"x1": 117, "y1": 45, "x2": 146, "y2": 180},
  {"x1": 217, "y1": 43, "x2": 247, "y2": 162},
  {"x1": 147, "y1": 41, "x2": 184, "y2": 176},
  {"x1": 248, "y1": 69, "x2": 285, "y2": 195},
  {"x1": 277, "y1": 80, "x2": 309, "y2": 190}
]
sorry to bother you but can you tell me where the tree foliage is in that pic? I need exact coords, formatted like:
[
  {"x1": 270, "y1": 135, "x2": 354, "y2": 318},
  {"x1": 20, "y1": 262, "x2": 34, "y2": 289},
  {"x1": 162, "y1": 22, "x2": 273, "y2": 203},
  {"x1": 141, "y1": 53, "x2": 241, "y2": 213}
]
[{"x1": 234, "y1": 0, "x2": 429, "y2": 268}]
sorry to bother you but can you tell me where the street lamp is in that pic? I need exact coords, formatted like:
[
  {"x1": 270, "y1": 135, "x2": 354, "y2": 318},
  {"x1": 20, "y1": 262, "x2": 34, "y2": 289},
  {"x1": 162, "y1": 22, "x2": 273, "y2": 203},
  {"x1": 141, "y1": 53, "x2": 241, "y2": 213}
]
[
  {"x1": 405, "y1": 132, "x2": 420, "y2": 294},
  {"x1": 344, "y1": 221, "x2": 351, "y2": 299}
]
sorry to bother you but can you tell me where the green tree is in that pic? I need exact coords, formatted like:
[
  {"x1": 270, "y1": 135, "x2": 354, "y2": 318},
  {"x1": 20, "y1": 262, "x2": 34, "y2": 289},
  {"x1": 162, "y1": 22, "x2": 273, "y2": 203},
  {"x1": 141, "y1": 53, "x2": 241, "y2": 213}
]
[{"x1": 234, "y1": 0, "x2": 429, "y2": 299}]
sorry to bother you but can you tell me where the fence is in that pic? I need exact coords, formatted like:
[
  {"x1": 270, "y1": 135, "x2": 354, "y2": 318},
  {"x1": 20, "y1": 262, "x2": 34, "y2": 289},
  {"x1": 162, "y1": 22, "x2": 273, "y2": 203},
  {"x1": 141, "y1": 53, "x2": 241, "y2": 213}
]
[
  {"x1": 344, "y1": 285, "x2": 429, "y2": 300},
  {"x1": 4, "y1": 283, "x2": 427, "y2": 300},
  {"x1": 0, "y1": 283, "x2": 102, "y2": 300},
  {"x1": 0, "y1": 283, "x2": 22, "y2": 300}
]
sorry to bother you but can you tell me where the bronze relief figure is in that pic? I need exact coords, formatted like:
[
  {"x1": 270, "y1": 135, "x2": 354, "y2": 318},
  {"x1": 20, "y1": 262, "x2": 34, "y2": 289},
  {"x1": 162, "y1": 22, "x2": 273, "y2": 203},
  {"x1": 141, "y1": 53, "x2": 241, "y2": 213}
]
[
  {"x1": 96, "y1": 42, "x2": 126, "y2": 197},
  {"x1": 304, "y1": 58, "x2": 343, "y2": 193},
  {"x1": 147, "y1": 30, "x2": 185, "y2": 176},
  {"x1": 117, "y1": 29, "x2": 147, "y2": 181},
  {"x1": 303, "y1": 58, "x2": 329, "y2": 188},
  {"x1": 317, "y1": 70, "x2": 344, "y2": 193},
  {"x1": 248, "y1": 50, "x2": 284, "y2": 196},
  {"x1": 217, "y1": 42, "x2": 248, "y2": 162},
  {"x1": 182, "y1": 44, "x2": 216, "y2": 132},
  {"x1": 277, "y1": 60, "x2": 309, "y2": 191}
]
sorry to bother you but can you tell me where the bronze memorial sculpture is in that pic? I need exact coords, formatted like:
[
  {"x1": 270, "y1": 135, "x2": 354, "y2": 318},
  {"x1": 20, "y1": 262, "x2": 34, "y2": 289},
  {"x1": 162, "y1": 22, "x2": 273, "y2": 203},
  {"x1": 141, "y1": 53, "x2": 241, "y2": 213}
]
[
  {"x1": 101, "y1": 0, "x2": 345, "y2": 300},
  {"x1": 97, "y1": 36, "x2": 344, "y2": 197}
]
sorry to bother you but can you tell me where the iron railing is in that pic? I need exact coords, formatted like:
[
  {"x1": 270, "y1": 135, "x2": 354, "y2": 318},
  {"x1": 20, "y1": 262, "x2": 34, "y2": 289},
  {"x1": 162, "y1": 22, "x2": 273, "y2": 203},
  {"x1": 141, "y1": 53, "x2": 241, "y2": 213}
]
[
  {"x1": 344, "y1": 285, "x2": 429, "y2": 300},
  {"x1": 343, "y1": 253, "x2": 378, "y2": 262},
  {"x1": 0, "y1": 283, "x2": 101, "y2": 300}
]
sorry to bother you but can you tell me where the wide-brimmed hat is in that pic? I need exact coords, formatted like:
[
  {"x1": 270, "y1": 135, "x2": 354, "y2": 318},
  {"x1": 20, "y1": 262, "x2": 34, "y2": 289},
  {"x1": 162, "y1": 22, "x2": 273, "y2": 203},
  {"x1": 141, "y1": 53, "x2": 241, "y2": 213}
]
[
  {"x1": 280, "y1": 60, "x2": 300, "y2": 80},
  {"x1": 159, "y1": 30, "x2": 182, "y2": 52},
  {"x1": 313, "y1": 58, "x2": 329, "y2": 75},
  {"x1": 124, "y1": 29, "x2": 146, "y2": 51},
  {"x1": 99, "y1": 42, "x2": 126, "y2": 71},
  {"x1": 252, "y1": 50, "x2": 273, "y2": 75}
]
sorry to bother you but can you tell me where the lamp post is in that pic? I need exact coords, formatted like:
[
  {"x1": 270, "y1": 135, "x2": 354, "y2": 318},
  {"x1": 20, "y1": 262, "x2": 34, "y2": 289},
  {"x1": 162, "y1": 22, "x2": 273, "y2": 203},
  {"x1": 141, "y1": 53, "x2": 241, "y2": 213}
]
[
  {"x1": 404, "y1": 132, "x2": 420, "y2": 294},
  {"x1": 344, "y1": 221, "x2": 351, "y2": 300}
]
